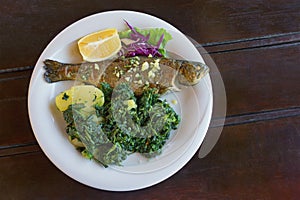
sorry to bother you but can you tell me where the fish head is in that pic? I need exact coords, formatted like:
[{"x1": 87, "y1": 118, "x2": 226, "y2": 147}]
[{"x1": 176, "y1": 61, "x2": 209, "y2": 86}]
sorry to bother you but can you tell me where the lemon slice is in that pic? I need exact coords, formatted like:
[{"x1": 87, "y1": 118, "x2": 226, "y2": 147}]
[
  {"x1": 55, "y1": 85, "x2": 104, "y2": 111},
  {"x1": 78, "y1": 28, "x2": 121, "y2": 62}
]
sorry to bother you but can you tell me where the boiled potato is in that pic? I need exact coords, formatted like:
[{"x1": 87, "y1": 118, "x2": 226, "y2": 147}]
[{"x1": 55, "y1": 85, "x2": 104, "y2": 111}]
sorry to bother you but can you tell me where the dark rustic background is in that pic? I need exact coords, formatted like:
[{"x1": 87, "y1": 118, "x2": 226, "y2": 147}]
[{"x1": 0, "y1": 0, "x2": 299, "y2": 199}]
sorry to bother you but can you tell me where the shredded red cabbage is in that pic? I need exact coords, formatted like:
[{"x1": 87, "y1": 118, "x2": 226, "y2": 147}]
[{"x1": 119, "y1": 20, "x2": 165, "y2": 57}]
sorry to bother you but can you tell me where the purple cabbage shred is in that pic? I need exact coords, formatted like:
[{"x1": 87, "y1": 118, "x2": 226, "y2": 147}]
[{"x1": 119, "y1": 20, "x2": 164, "y2": 57}]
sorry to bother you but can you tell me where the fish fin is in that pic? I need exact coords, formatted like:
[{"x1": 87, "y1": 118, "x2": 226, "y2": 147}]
[{"x1": 43, "y1": 59, "x2": 64, "y2": 83}]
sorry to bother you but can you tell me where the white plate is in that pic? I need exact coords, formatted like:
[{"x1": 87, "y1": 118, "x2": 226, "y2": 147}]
[{"x1": 28, "y1": 10, "x2": 213, "y2": 191}]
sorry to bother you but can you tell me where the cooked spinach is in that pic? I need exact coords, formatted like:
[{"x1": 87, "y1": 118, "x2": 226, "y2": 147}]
[{"x1": 63, "y1": 83, "x2": 180, "y2": 167}]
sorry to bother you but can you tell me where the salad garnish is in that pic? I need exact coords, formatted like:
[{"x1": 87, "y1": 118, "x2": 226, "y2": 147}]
[{"x1": 118, "y1": 20, "x2": 172, "y2": 57}]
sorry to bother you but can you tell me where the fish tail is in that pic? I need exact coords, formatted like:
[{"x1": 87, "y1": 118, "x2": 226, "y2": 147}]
[{"x1": 43, "y1": 59, "x2": 67, "y2": 83}]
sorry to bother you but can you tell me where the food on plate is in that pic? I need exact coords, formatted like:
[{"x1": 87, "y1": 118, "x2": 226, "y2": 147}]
[
  {"x1": 59, "y1": 82, "x2": 180, "y2": 167},
  {"x1": 44, "y1": 21, "x2": 209, "y2": 167},
  {"x1": 44, "y1": 56, "x2": 209, "y2": 96},
  {"x1": 77, "y1": 28, "x2": 121, "y2": 62},
  {"x1": 55, "y1": 85, "x2": 104, "y2": 111}
]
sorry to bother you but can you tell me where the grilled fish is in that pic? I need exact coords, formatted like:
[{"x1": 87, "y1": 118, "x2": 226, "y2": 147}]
[{"x1": 44, "y1": 56, "x2": 209, "y2": 95}]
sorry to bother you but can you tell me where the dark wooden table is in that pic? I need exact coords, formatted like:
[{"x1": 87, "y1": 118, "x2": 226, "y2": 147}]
[{"x1": 1, "y1": 0, "x2": 299, "y2": 199}]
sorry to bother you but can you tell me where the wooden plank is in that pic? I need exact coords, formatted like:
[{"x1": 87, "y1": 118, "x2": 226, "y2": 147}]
[
  {"x1": 0, "y1": 71, "x2": 35, "y2": 146},
  {"x1": 0, "y1": 98, "x2": 35, "y2": 147},
  {"x1": 0, "y1": 66, "x2": 33, "y2": 74},
  {"x1": 211, "y1": 106, "x2": 300, "y2": 128},
  {"x1": 0, "y1": 0, "x2": 300, "y2": 68},
  {"x1": 203, "y1": 43, "x2": 300, "y2": 116},
  {"x1": 0, "y1": 71, "x2": 31, "y2": 100},
  {"x1": 177, "y1": 0, "x2": 300, "y2": 45},
  {"x1": 0, "y1": 116, "x2": 299, "y2": 199},
  {"x1": 0, "y1": 143, "x2": 39, "y2": 157},
  {"x1": 201, "y1": 32, "x2": 300, "y2": 54}
]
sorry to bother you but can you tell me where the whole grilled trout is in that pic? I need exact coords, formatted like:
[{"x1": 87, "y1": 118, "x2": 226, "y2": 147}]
[{"x1": 44, "y1": 56, "x2": 209, "y2": 95}]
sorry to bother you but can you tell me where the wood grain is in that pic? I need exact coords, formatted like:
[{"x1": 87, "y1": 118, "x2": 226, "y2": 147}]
[
  {"x1": 0, "y1": 98, "x2": 34, "y2": 147},
  {"x1": 203, "y1": 43, "x2": 300, "y2": 116},
  {"x1": 0, "y1": 0, "x2": 299, "y2": 69},
  {"x1": 0, "y1": 71, "x2": 31, "y2": 100},
  {"x1": 201, "y1": 32, "x2": 300, "y2": 54},
  {"x1": 0, "y1": 116, "x2": 299, "y2": 199},
  {"x1": 211, "y1": 107, "x2": 300, "y2": 128},
  {"x1": 0, "y1": 0, "x2": 299, "y2": 198},
  {"x1": 0, "y1": 71, "x2": 34, "y2": 147}
]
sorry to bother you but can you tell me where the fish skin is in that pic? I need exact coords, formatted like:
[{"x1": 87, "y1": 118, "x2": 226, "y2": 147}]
[{"x1": 43, "y1": 56, "x2": 209, "y2": 95}]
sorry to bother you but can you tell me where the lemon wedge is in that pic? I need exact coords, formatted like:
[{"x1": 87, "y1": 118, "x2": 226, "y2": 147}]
[
  {"x1": 77, "y1": 28, "x2": 121, "y2": 62},
  {"x1": 55, "y1": 85, "x2": 104, "y2": 111}
]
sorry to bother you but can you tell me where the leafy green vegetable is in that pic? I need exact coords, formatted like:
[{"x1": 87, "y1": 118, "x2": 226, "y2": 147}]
[
  {"x1": 64, "y1": 103, "x2": 127, "y2": 167},
  {"x1": 62, "y1": 83, "x2": 180, "y2": 167},
  {"x1": 119, "y1": 25, "x2": 172, "y2": 57},
  {"x1": 119, "y1": 27, "x2": 172, "y2": 48}
]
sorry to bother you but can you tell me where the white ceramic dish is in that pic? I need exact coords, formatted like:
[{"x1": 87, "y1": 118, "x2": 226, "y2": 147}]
[{"x1": 28, "y1": 10, "x2": 213, "y2": 191}]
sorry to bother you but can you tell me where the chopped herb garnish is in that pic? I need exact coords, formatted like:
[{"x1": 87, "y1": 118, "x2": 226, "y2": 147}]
[{"x1": 62, "y1": 93, "x2": 69, "y2": 101}]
